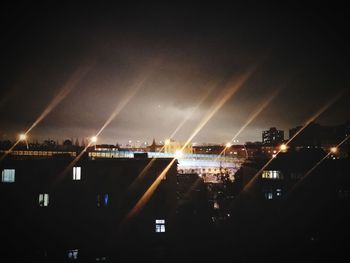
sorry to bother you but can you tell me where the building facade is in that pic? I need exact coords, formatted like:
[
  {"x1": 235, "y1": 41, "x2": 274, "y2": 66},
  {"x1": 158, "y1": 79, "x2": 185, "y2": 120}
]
[
  {"x1": 262, "y1": 127, "x2": 284, "y2": 146},
  {"x1": 0, "y1": 154, "x2": 178, "y2": 261}
]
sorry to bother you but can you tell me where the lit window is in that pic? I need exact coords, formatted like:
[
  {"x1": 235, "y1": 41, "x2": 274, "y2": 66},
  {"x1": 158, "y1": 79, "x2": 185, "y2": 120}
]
[
  {"x1": 155, "y1": 219, "x2": 165, "y2": 233},
  {"x1": 276, "y1": 189, "x2": 282, "y2": 196},
  {"x1": 73, "y1": 167, "x2": 81, "y2": 180},
  {"x1": 39, "y1": 193, "x2": 49, "y2": 206},
  {"x1": 97, "y1": 194, "x2": 109, "y2": 207},
  {"x1": 213, "y1": 202, "x2": 220, "y2": 209},
  {"x1": 67, "y1": 249, "x2": 78, "y2": 260},
  {"x1": 1, "y1": 169, "x2": 15, "y2": 183}
]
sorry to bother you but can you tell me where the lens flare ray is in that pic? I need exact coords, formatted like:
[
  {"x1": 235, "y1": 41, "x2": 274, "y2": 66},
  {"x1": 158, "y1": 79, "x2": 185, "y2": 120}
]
[
  {"x1": 125, "y1": 158, "x2": 176, "y2": 221},
  {"x1": 216, "y1": 90, "x2": 279, "y2": 160},
  {"x1": 57, "y1": 70, "x2": 154, "y2": 181},
  {"x1": 181, "y1": 67, "x2": 256, "y2": 151},
  {"x1": 125, "y1": 83, "x2": 217, "y2": 194},
  {"x1": 169, "y1": 84, "x2": 215, "y2": 140}
]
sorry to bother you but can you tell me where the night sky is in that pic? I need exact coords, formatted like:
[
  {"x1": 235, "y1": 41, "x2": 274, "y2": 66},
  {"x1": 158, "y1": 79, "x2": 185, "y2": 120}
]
[{"x1": 1, "y1": 3, "x2": 349, "y2": 145}]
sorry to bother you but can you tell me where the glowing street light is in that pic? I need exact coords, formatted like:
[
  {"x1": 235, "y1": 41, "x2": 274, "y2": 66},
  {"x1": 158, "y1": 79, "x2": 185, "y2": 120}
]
[
  {"x1": 280, "y1": 144, "x2": 287, "y2": 152},
  {"x1": 19, "y1": 133, "x2": 29, "y2": 149},
  {"x1": 165, "y1": 139, "x2": 170, "y2": 145},
  {"x1": 330, "y1": 147, "x2": 338, "y2": 154},
  {"x1": 91, "y1": 136, "x2": 97, "y2": 150},
  {"x1": 224, "y1": 142, "x2": 232, "y2": 159}
]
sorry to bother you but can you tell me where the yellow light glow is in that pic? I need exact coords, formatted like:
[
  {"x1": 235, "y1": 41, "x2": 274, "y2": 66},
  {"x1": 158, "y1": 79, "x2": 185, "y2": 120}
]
[
  {"x1": 19, "y1": 134, "x2": 27, "y2": 141},
  {"x1": 280, "y1": 144, "x2": 287, "y2": 152},
  {"x1": 226, "y1": 142, "x2": 232, "y2": 148},
  {"x1": 330, "y1": 147, "x2": 337, "y2": 153},
  {"x1": 175, "y1": 149, "x2": 183, "y2": 158},
  {"x1": 165, "y1": 139, "x2": 170, "y2": 145},
  {"x1": 91, "y1": 136, "x2": 97, "y2": 143}
]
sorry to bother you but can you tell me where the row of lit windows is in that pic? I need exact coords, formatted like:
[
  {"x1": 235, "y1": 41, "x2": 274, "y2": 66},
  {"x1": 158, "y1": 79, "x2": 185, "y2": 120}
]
[
  {"x1": 36, "y1": 193, "x2": 109, "y2": 207},
  {"x1": 2, "y1": 167, "x2": 167, "y2": 183},
  {"x1": 1, "y1": 167, "x2": 82, "y2": 183},
  {"x1": 261, "y1": 170, "x2": 283, "y2": 179}
]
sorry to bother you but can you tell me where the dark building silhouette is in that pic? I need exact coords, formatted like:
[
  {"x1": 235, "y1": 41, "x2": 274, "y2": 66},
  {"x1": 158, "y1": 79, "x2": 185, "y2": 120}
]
[
  {"x1": 228, "y1": 149, "x2": 350, "y2": 261},
  {"x1": 148, "y1": 139, "x2": 164, "y2": 152},
  {"x1": 262, "y1": 127, "x2": 284, "y2": 146},
  {"x1": 0, "y1": 153, "x2": 179, "y2": 261},
  {"x1": 289, "y1": 121, "x2": 350, "y2": 149}
]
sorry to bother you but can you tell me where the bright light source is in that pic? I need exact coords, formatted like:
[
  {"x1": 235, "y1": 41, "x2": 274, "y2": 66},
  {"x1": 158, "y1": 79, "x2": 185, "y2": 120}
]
[
  {"x1": 91, "y1": 136, "x2": 97, "y2": 143},
  {"x1": 226, "y1": 142, "x2": 232, "y2": 148},
  {"x1": 330, "y1": 147, "x2": 338, "y2": 153},
  {"x1": 165, "y1": 139, "x2": 170, "y2": 145},
  {"x1": 280, "y1": 144, "x2": 287, "y2": 152},
  {"x1": 175, "y1": 149, "x2": 183, "y2": 158},
  {"x1": 19, "y1": 134, "x2": 27, "y2": 141}
]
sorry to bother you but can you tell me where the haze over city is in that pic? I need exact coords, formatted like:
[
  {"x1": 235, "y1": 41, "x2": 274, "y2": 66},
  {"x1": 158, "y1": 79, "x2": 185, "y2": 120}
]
[{"x1": 1, "y1": 3, "x2": 349, "y2": 145}]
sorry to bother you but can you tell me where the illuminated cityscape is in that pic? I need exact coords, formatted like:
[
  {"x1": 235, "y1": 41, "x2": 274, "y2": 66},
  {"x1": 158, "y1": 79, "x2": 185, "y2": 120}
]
[{"x1": 1, "y1": 3, "x2": 349, "y2": 262}]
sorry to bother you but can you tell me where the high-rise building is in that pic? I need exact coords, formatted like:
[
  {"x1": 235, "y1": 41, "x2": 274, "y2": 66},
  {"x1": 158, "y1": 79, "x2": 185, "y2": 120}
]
[{"x1": 262, "y1": 127, "x2": 284, "y2": 145}]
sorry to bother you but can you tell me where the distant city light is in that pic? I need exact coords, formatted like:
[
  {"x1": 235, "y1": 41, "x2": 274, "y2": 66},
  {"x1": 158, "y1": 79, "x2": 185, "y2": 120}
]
[
  {"x1": 330, "y1": 147, "x2": 338, "y2": 153},
  {"x1": 19, "y1": 133, "x2": 29, "y2": 149},
  {"x1": 19, "y1": 134, "x2": 27, "y2": 141},
  {"x1": 226, "y1": 142, "x2": 231, "y2": 148},
  {"x1": 91, "y1": 136, "x2": 98, "y2": 143},
  {"x1": 165, "y1": 139, "x2": 170, "y2": 145},
  {"x1": 280, "y1": 144, "x2": 287, "y2": 152}
]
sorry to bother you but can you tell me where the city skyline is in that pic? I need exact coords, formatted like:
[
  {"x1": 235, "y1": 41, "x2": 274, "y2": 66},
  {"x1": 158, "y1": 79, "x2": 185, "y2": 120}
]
[
  {"x1": 1, "y1": 4, "x2": 350, "y2": 261},
  {"x1": 1, "y1": 4, "x2": 349, "y2": 145}
]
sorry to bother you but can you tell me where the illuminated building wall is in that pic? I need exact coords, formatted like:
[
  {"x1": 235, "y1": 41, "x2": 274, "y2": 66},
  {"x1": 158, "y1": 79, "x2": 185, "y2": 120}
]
[{"x1": 164, "y1": 139, "x2": 193, "y2": 154}]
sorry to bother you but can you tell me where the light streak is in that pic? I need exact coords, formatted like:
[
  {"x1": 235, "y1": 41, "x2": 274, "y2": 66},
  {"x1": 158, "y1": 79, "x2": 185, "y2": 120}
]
[
  {"x1": 57, "y1": 68, "x2": 154, "y2": 181},
  {"x1": 124, "y1": 84, "x2": 215, "y2": 198},
  {"x1": 125, "y1": 158, "x2": 176, "y2": 220},
  {"x1": 216, "y1": 90, "x2": 279, "y2": 160},
  {"x1": 181, "y1": 67, "x2": 257, "y2": 151}
]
